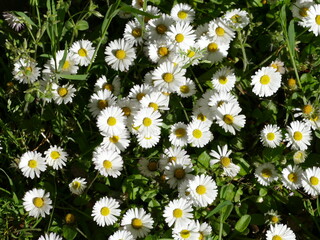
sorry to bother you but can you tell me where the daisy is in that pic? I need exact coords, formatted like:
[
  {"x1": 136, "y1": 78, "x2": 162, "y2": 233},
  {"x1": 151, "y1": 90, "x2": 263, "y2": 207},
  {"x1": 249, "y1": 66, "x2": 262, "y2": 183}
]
[
  {"x1": 55, "y1": 50, "x2": 79, "y2": 74},
  {"x1": 138, "y1": 158, "x2": 159, "y2": 177},
  {"x1": 293, "y1": 102, "x2": 316, "y2": 119},
  {"x1": 195, "y1": 22, "x2": 209, "y2": 38},
  {"x1": 282, "y1": 165, "x2": 303, "y2": 190},
  {"x1": 69, "y1": 177, "x2": 87, "y2": 195},
  {"x1": 170, "y1": 3, "x2": 195, "y2": 23},
  {"x1": 176, "y1": 78, "x2": 197, "y2": 98},
  {"x1": 172, "y1": 221, "x2": 201, "y2": 240},
  {"x1": 121, "y1": 208, "x2": 154, "y2": 239},
  {"x1": 223, "y1": 9, "x2": 250, "y2": 29},
  {"x1": 105, "y1": 38, "x2": 136, "y2": 71},
  {"x1": 208, "y1": 18, "x2": 236, "y2": 45},
  {"x1": 152, "y1": 61, "x2": 186, "y2": 93},
  {"x1": 38, "y1": 232, "x2": 62, "y2": 240},
  {"x1": 88, "y1": 89, "x2": 117, "y2": 117},
  {"x1": 265, "y1": 209, "x2": 281, "y2": 225},
  {"x1": 163, "y1": 198, "x2": 193, "y2": 228},
  {"x1": 23, "y1": 188, "x2": 52, "y2": 218},
  {"x1": 208, "y1": 91, "x2": 238, "y2": 113},
  {"x1": 51, "y1": 82, "x2": 76, "y2": 105},
  {"x1": 96, "y1": 106, "x2": 126, "y2": 137},
  {"x1": 165, "y1": 160, "x2": 194, "y2": 188},
  {"x1": 198, "y1": 37, "x2": 230, "y2": 63},
  {"x1": 215, "y1": 102, "x2": 246, "y2": 135},
  {"x1": 159, "y1": 146, "x2": 192, "y2": 171},
  {"x1": 44, "y1": 145, "x2": 68, "y2": 170},
  {"x1": 142, "y1": 5, "x2": 160, "y2": 23},
  {"x1": 178, "y1": 179, "x2": 192, "y2": 200},
  {"x1": 211, "y1": 67, "x2": 236, "y2": 92},
  {"x1": 92, "y1": 196, "x2": 121, "y2": 227},
  {"x1": 285, "y1": 120, "x2": 312, "y2": 151},
  {"x1": 210, "y1": 145, "x2": 240, "y2": 177},
  {"x1": 93, "y1": 149, "x2": 123, "y2": 178},
  {"x1": 301, "y1": 166, "x2": 320, "y2": 196},
  {"x1": 169, "y1": 122, "x2": 189, "y2": 147},
  {"x1": 140, "y1": 91, "x2": 169, "y2": 112},
  {"x1": 136, "y1": 132, "x2": 161, "y2": 149},
  {"x1": 179, "y1": 45, "x2": 203, "y2": 66},
  {"x1": 302, "y1": 4, "x2": 320, "y2": 36},
  {"x1": 124, "y1": 19, "x2": 144, "y2": 46},
  {"x1": 291, "y1": 0, "x2": 313, "y2": 26},
  {"x1": 188, "y1": 174, "x2": 218, "y2": 207},
  {"x1": 94, "y1": 75, "x2": 121, "y2": 96},
  {"x1": 187, "y1": 120, "x2": 213, "y2": 148},
  {"x1": 70, "y1": 39, "x2": 95, "y2": 66},
  {"x1": 147, "y1": 40, "x2": 175, "y2": 64},
  {"x1": 255, "y1": 162, "x2": 278, "y2": 186},
  {"x1": 128, "y1": 83, "x2": 153, "y2": 103},
  {"x1": 304, "y1": 112, "x2": 320, "y2": 130},
  {"x1": 265, "y1": 224, "x2": 296, "y2": 240},
  {"x1": 250, "y1": 66, "x2": 282, "y2": 97},
  {"x1": 293, "y1": 150, "x2": 307, "y2": 164},
  {"x1": 131, "y1": 0, "x2": 144, "y2": 9},
  {"x1": 166, "y1": 21, "x2": 196, "y2": 51},
  {"x1": 191, "y1": 106, "x2": 214, "y2": 126},
  {"x1": 260, "y1": 124, "x2": 283, "y2": 148},
  {"x1": 19, "y1": 151, "x2": 47, "y2": 179},
  {"x1": 269, "y1": 59, "x2": 286, "y2": 74},
  {"x1": 12, "y1": 58, "x2": 40, "y2": 84},
  {"x1": 194, "y1": 220, "x2": 212, "y2": 239},
  {"x1": 133, "y1": 107, "x2": 162, "y2": 137},
  {"x1": 101, "y1": 128, "x2": 130, "y2": 153},
  {"x1": 108, "y1": 230, "x2": 134, "y2": 240},
  {"x1": 146, "y1": 14, "x2": 175, "y2": 42}
]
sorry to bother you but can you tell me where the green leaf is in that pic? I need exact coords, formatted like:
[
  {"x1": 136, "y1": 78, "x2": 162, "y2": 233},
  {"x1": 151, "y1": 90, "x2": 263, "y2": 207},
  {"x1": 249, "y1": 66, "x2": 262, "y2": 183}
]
[
  {"x1": 288, "y1": 20, "x2": 296, "y2": 56},
  {"x1": 62, "y1": 225, "x2": 77, "y2": 240},
  {"x1": 221, "y1": 204, "x2": 234, "y2": 222},
  {"x1": 14, "y1": 11, "x2": 37, "y2": 27},
  {"x1": 120, "y1": 3, "x2": 159, "y2": 19},
  {"x1": 235, "y1": 214, "x2": 251, "y2": 232},
  {"x1": 206, "y1": 200, "x2": 233, "y2": 219},
  {"x1": 197, "y1": 151, "x2": 210, "y2": 168},
  {"x1": 76, "y1": 20, "x2": 89, "y2": 31},
  {"x1": 24, "y1": 93, "x2": 35, "y2": 103},
  {"x1": 220, "y1": 184, "x2": 235, "y2": 201},
  {"x1": 57, "y1": 74, "x2": 88, "y2": 80}
]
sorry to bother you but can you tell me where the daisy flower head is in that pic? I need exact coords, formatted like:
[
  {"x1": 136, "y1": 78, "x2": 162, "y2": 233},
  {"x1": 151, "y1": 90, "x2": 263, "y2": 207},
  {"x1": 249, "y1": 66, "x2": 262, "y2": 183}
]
[
  {"x1": 264, "y1": 209, "x2": 281, "y2": 225},
  {"x1": 304, "y1": 112, "x2": 320, "y2": 130},
  {"x1": 164, "y1": 160, "x2": 194, "y2": 189},
  {"x1": 166, "y1": 21, "x2": 196, "y2": 51},
  {"x1": 177, "y1": 179, "x2": 192, "y2": 200},
  {"x1": 291, "y1": 0, "x2": 314, "y2": 26},
  {"x1": 191, "y1": 106, "x2": 214, "y2": 126},
  {"x1": 69, "y1": 177, "x2": 87, "y2": 195},
  {"x1": 194, "y1": 220, "x2": 212, "y2": 239},
  {"x1": 223, "y1": 9, "x2": 250, "y2": 29},
  {"x1": 169, "y1": 122, "x2": 189, "y2": 147},
  {"x1": 187, "y1": 120, "x2": 213, "y2": 148},
  {"x1": 260, "y1": 124, "x2": 283, "y2": 148},
  {"x1": 282, "y1": 165, "x2": 303, "y2": 190},
  {"x1": 101, "y1": 128, "x2": 130, "y2": 153},
  {"x1": 44, "y1": 145, "x2": 68, "y2": 170},
  {"x1": 94, "y1": 75, "x2": 121, "y2": 96},
  {"x1": 301, "y1": 166, "x2": 320, "y2": 196},
  {"x1": 172, "y1": 220, "x2": 201, "y2": 240},
  {"x1": 285, "y1": 120, "x2": 312, "y2": 151},
  {"x1": 255, "y1": 162, "x2": 278, "y2": 186},
  {"x1": 176, "y1": 78, "x2": 197, "y2": 98},
  {"x1": 51, "y1": 82, "x2": 76, "y2": 105},
  {"x1": 163, "y1": 198, "x2": 193, "y2": 228},
  {"x1": 105, "y1": 38, "x2": 136, "y2": 71},
  {"x1": 133, "y1": 107, "x2": 162, "y2": 137},
  {"x1": 179, "y1": 45, "x2": 204, "y2": 67},
  {"x1": 97, "y1": 106, "x2": 126, "y2": 137},
  {"x1": 170, "y1": 3, "x2": 195, "y2": 23},
  {"x1": 19, "y1": 151, "x2": 47, "y2": 179},
  {"x1": 140, "y1": 91, "x2": 169, "y2": 112},
  {"x1": 159, "y1": 146, "x2": 192, "y2": 171},
  {"x1": 142, "y1": 5, "x2": 160, "y2": 23},
  {"x1": 13, "y1": 58, "x2": 40, "y2": 84},
  {"x1": 265, "y1": 223, "x2": 296, "y2": 240},
  {"x1": 302, "y1": 3, "x2": 320, "y2": 36},
  {"x1": 121, "y1": 208, "x2": 154, "y2": 239},
  {"x1": 23, "y1": 188, "x2": 52, "y2": 218},
  {"x1": 293, "y1": 102, "x2": 316, "y2": 119},
  {"x1": 269, "y1": 59, "x2": 286, "y2": 74},
  {"x1": 188, "y1": 174, "x2": 218, "y2": 207},
  {"x1": 147, "y1": 40, "x2": 175, "y2": 64},
  {"x1": 93, "y1": 149, "x2": 123, "y2": 178},
  {"x1": 208, "y1": 18, "x2": 236, "y2": 45},
  {"x1": 211, "y1": 66, "x2": 236, "y2": 92},
  {"x1": 251, "y1": 66, "x2": 282, "y2": 97},
  {"x1": 128, "y1": 83, "x2": 153, "y2": 103},
  {"x1": 208, "y1": 91, "x2": 238, "y2": 114},
  {"x1": 55, "y1": 50, "x2": 79, "y2": 74},
  {"x1": 91, "y1": 196, "x2": 121, "y2": 227},
  {"x1": 195, "y1": 22, "x2": 209, "y2": 38},
  {"x1": 138, "y1": 158, "x2": 159, "y2": 177},
  {"x1": 108, "y1": 230, "x2": 134, "y2": 240},
  {"x1": 210, "y1": 145, "x2": 240, "y2": 178},
  {"x1": 38, "y1": 232, "x2": 62, "y2": 240},
  {"x1": 70, "y1": 39, "x2": 95, "y2": 66},
  {"x1": 215, "y1": 102, "x2": 246, "y2": 135},
  {"x1": 136, "y1": 132, "x2": 161, "y2": 149},
  {"x1": 124, "y1": 19, "x2": 144, "y2": 46},
  {"x1": 88, "y1": 89, "x2": 117, "y2": 118},
  {"x1": 198, "y1": 37, "x2": 230, "y2": 63},
  {"x1": 146, "y1": 14, "x2": 175, "y2": 42},
  {"x1": 293, "y1": 150, "x2": 307, "y2": 164}
]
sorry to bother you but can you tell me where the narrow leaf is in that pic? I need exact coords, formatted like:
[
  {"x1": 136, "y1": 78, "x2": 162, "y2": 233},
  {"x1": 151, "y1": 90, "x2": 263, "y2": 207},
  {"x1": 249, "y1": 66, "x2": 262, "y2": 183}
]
[
  {"x1": 288, "y1": 20, "x2": 296, "y2": 55},
  {"x1": 14, "y1": 11, "x2": 36, "y2": 27},
  {"x1": 120, "y1": 3, "x2": 159, "y2": 19},
  {"x1": 57, "y1": 74, "x2": 88, "y2": 80},
  {"x1": 206, "y1": 200, "x2": 233, "y2": 219}
]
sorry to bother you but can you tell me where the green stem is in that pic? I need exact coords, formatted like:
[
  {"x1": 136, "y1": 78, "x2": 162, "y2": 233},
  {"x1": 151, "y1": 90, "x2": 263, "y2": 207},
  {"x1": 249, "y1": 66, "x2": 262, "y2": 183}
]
[
  {"x1": 47, "y1": 172, "x2": 57, "y2": 232},
  {"x1": 237, "y1": 29, "x2": 248, "y2": 72},
  {"x1": 190, "y1": 68, "x2": 203, "y2": 93},
  {"x1": 219, "y1": 213, "x2": 223, "y2": 240}
]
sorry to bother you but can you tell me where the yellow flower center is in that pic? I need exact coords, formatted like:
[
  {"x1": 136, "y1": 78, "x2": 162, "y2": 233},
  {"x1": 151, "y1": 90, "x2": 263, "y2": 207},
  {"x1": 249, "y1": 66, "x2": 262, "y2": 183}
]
[
  {"x1": 100, "y1": 207, "x2": 110, "y2": 216},
  {"x1": 175, "y1": 33, "x2": 185, "y2": 43},
  {"x1": 65, "y1": 213, "x2": 75, "y2": 224},
  {"x1": 199, "y1": 232, "x2": 204, "y2": 240},
  {"x1": 260, "y1": 75, "x2": 270, "y2": 85},
  {"x1": 33, "y1": 197, "x2": 44, "y2": 208},
  {"x1": 288, "y1": 172, "x2": 298, "y2": 182},
  {"x1": 310, "y1": 176, "x2": 319, "y2": 186},
  {"x1": 267, "y1": 132, "x2": 275, "y2": 141},
  {"x1": 103, "y1": 160, "x2": 112, "y2": 169},
  {"x1": 315, "y1": 15, "x2": 320, "y2": 25},
  {"x1": 192, "y1": 129, "x2": 203, "y2": 139},
  {"x1": 163, "y1": 73, "x2": 174, "y2": 83},
  {"x1": 207, "y1": 43, "x2": 218, "y2": 52},
  {"x1": 215, "y1": 27, "x2": 225, "y2": 36},
  {"x1": 109, "y1": 135, "x2": 120, "y2": 143},
  {"x1": 272, "y1": 235, "x2": 282, "y2": 240},
  {"x1": 178, "y1": 11, "x2": 188, "y2": 19},
  {"x1": 219, "y1": 76, "x2": 228, "y2": 84},
  {"x1": 136, "y1": 93, "x2": 146, "y2": 101},
  {"x1": 180, "y1": 230, "x2": 191, "y2": 239},
  {"x1": 103, "y1": 83, "x2": 114, "y2": 92},
  {"x1": 271, "y1": 216, "x2": 279, "y2": 223},
  {"x1": 293, "y1": 131, "x2": 303, "y2": 141},
  {"x1": 71, "y1": 181, "x2": 81, "y2": 189},
  {"x1": 187, "y1": 50, "x2": 195, "y2": 58},
  {"x1": 223, "y1": 114, "x2": 234, "y2": 125},
  {"x1": 302, "y1": 105, "x2": 313, "y2": 114},
  {"x1": 271, "y1": 63, "x2": 278, "y2": 70},
  {"x1": 25, "y1": 66, "x2": 32, "y2": 75},
  {"x1": 221, "y1": 157, "x2": 231, "y2": 167},
  {"x1": 115, "y1": 50, "x2": 126, "y2": 60},
  {"x1": 28, "y1": 160, "x2": 38, "y2": 168},
  {"x1": 158, "y1": 47, "x2": 169, "y2": 57},
  {"x1": 131, "y1": 218, "x2": 143, "y2": 229},
  {"x1": 62, "y1": 61, "x2": 70, "y2": 71},
  {"x1": 107, "y1": 117, "x2": 117, "y2": 126},
  {"x1": 78, "y1": 48, "x2": 87, "y2": 57},
  {"x1": 50, "y1": 151, "x2": 61, "y2": 160},
  {"x1": 173, "y1": 208, "x2": 183, "y2": 218},
  {"x1": 231, "y1": 14, "x2": 241, "y2": 23},
  {"x1": 143, "y1": 117, "x2": 152, "y2": 127},
  {"x1": 196, "y1": 185, "x2": 207, "y2": 195},
  {"x1": 97, "y1": 100, "x2": 108, "y2": 110},
  {"x1": 261, "y1": 168, "x2": 272, "y2": 178},
  {"x1": 174, "y1": 168, "x2": 186, "y2": 179},
  {"x1": 180, "y1": 85, "x2": 190, "y2": 93},
  {"x1": 148, "y1": 102, "x2": 159, "y2": 111},
  {"x1": 147, "y1": 161, "x2": 158, "y2": 171},
  {"x1": 156, "y1": 24, "x2": 167, "y2": 34},
  {"x1": 197, "y1": 113, "x2": 207, "y2": 121},
  {"x1": 175, "y1": 128, "x2": 186, "y2": 138},
  {"x1": 169, "y1": 157, "x2": 177, "y2": 162},
  {"x1": 132, "y1": 28, "x2": 142, "y2": 38},
  {"x1": 122, "y1": 107, "x2": 131, "y2": 116},
  {"x1": 287, "y1": 78, "x2": 296, "y2": 89},
  {"x1": 299, "y1": 7, "x2": 309, "y2": 17},
  {"x1": 58, "y1": 87, "x2": 68, "y2": 97}
]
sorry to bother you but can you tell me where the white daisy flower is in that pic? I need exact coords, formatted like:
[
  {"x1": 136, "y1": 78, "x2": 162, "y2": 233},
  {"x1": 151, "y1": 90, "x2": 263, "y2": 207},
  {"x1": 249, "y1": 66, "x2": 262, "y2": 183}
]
[
  {"x1": 131, "y1": 0, "x2": 144, "y2": 9},
  {"x1": 159, "y1": 146, "x2": 192, "y2": 171},
  {"x1": 210, "y1": 145, "x2": 240, "y2": 178},
  {"x1": 187, "y1": 120, "x2": 213, "y2": 148},
  {"x1": 146, "y1": 14, "x2": 175, "y2": 42},
  {"x1": 165, "y1": 160, "x2": 194, "y2": 189},
  {"x1": 169, "y1": 122, "x2": 189, "y2": 147},
  {"x1": 195, "y1": 23, "x2": 209, "y2": 38},
  {"x1": 223, "y1": 9, "x2": 250, "y2": 29},
  {"x1": 38, "y1": 232, "x2": 62, "y2": 240},
  {"x1": 19, "y1": 151, "x2": 47, "y2": 179},
  {"x1": 136, "y1": 132, "x2": 161, "y2": 149},
  {"x1": 69, "y1": 177, "x2": 87, "y2": 195},
  {"x1": 208, "y1": 18, "x2": 236, "y2": 45},
  {"x1": 128, "y1": 83, "x2": 153, "y2": 103},
  {"x1": 302, "y1": 4, "x2": 320, "y2": 36},
  {"x1": 166, "y1": 21, "x2": 196, "y2": 51},
  {"x1": 133, "y1": 107, "x2": 162, "y2": 137},
  {"x1": 108, "y1": 230, "x2": 134, "y2": 240},
  {"x1": 178, "y1": 179, "x2": 192, "y2": 201},
  {"x1": 265, "y1": 223, "x2": 296, "y2": 240},
  {"x1": 23, "y1": 188, "x2": 52, "y2": 218},
  {"x1": 142, "y1": 5, "x2": 160, "y2": 23},
  {"x1": 250, "y1": 66, "x2": 282, "y2": 97},
  {"x1": 12, "y1": 58, "x2": 40, "y2": 84},
  {"x1": 282, "y1": 165, "x2": 303, "y2": 190},
  {"x1": 101, "y1": 129, "x2": 130, "y2": 153},
  {"x1": 211, "y1": 67, "x2": 236, "y2": 92},
  {"x1": 172, "y1": 221, "x2": 200, "y2": 240},
  {"x1": 269, "y1": 59, "x2": 286, "y2": 74},
  {"x1": 96, "y1": 106, "x2": 126, "y2": 137},
  {"x1": 147, "y1": 40, "x2": 175, "y2": 64},
  {"x1": 179, "y1": 45, "x2": 204, "y2": 66},
  {"x1": 124, "y1": 19, "x2": 144, "y2": 46},
  {"x1": 51, "y1": 82, "x2": 76, "y2": 105},
  {"x1": 44, "y1": 145, "x2": 68, "y2": 170},
  {"x1": 121, "y1": 208, "x2": 154, "y2": 239},
  {"x1": 301, "y1": 166, "x2": 320, "y2": 196},
  {"x1": 291, "y1": 0, "x2": 313, "y2": 26},
  {"x1": 176, "y1": 78, "x2": 197, "y2": 98},
  {"x1": 191, "y1": 106, "x2": 214, "y2": 126},
  {"x1": 170, "y1": 3, "x2": 195, "y2": 23},
  {"x1": 198, "y1": 37, "x2": 230, "y2": 63},
  {"x1": 293, "y1": 150, "x2": 307, "y2": 164},
  {"x1": 260, "y1": 124, "x2": 283, "y2": 148},
  {"x1": 70, "y1": 39, "x2": 95, "y2": 66},
  {"x1": 94, "y1": 75, "x2": 121, "y2": 96},
  {"x1": 208, "y1": 91, "x2": 238, "y2": 114},
  {"x1": 255, "y1": 162, "x2": 278, "y2": 186},
  {"x1": 105, "y1": 38, "x2": 136, "y2": 71},
  {"x1": 194, "y1": 220, "x2": 212, "y2": 239},
  {"x1": 265, "y1": 209, "x2": 281, "y2": 225},
  {"x1": 163, "y1": 198, "x2": 193, "y2": 228},
  {"x1": 93, "y1": 149, "x2": 123, "y2": 178},
  {"x1": 138, "y1": 158, "x2": 159, "y2": 177},
  {"x1": 215, "y1": 102, "x2": 246, "y2": 135},
  {"x1": 54, "y1": 50, "x2": 79, "y2": 74},
  {"x1": 293, "y1": 102, "x2": 316, "y2": 119},
  {"x1": 140, "y1": 91, "x2": 169, "y2": 112},
  {"x1": 188, "y1": 174, "x2": 218, "y2": 207},
  {"x1": 91, "y1": 196, "x2": 121, "y2": 227},
  {"x1": 304, "y1": 113, "x2": 320, "y2": 130},
  {"x1": 88, "y1": 89, "x2": 117, "y2": 118},
  {"x1": 285, "y1": 120, "x2": 312, "y2": 151}
]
